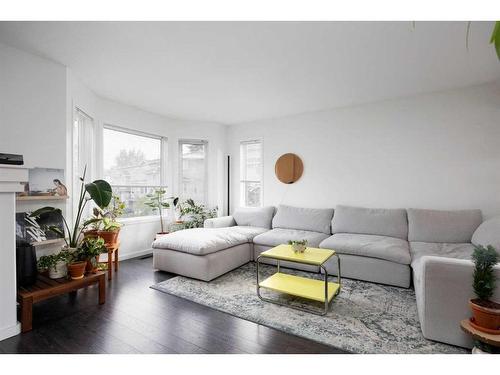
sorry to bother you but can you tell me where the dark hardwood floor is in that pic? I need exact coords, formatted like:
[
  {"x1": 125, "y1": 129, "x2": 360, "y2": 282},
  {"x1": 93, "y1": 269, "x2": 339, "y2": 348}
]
[{"x1": 1, "y1": 256, "x2": 345, "y2": 354}]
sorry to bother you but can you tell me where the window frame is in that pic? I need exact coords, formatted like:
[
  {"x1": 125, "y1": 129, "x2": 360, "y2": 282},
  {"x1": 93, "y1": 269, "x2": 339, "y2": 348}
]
[
  {"x1": 239, "y1": 139, "x2": 264, "y2": 208},
  {"x1": 102, "y1": 124, "x2": 168, "y2": 220},
  {"x1": 178, "y1": 139, "x2": 209, "y2": 205}
]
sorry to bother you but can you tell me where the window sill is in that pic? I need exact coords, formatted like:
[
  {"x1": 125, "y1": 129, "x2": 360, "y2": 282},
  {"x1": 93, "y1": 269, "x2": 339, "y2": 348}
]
[{"x1": 119, "y1": 216, "x2": 160, "y2": 225}]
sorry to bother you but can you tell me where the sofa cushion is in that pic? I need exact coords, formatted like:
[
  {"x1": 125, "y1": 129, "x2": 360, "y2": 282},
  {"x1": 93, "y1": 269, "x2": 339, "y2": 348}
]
[
  {"x1": 409, "y1": 241, "x2": 474, "y2": 270},
  {"x1": 319, "y1": 233, "x2": 411, "y2": 265},
  {"x1": 152, "y1": 226, "x2": 268, "y2": 255},
  {"x1": 272, "y1": 205, "x2": 334, "y2": 234},
  {"x1": 407, "y1": 208, "x2": 482, "y2": 243},
  {"x1": 253, "y1": 228, "x2": 330, "y2": 248},
  {"x1": 233, "y1": 206, "x2": 275, "y2": 229},
  {"x1": 331, "y1": 205, "x2": 408, "y2": 240},
  {"x1": 472, "y1": 215, "x2": 500, "y2": 250}
]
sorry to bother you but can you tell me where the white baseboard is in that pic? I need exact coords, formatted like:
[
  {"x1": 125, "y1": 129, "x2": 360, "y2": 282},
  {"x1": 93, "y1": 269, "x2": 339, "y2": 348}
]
[
  {"x1": 0, "y1": 322, "x2": 21, "y2": 342},
  {"x1": 118, "y1": 248, "x2": 153, "y2": 261}
]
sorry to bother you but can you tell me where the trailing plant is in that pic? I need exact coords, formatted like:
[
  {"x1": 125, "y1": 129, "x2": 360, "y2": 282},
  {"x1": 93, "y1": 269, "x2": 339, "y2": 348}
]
[
  {"x1": 37, "y1": 250, "x2": 70, "y2": 271},
  {"x1": 30, "y1": 167, "x2": 112, "y2": 248},
  {"x1": 179, "y1": 198, "x2": 217, "y2": 229},
  {"x1": 144, "y1": 188, "x2": 178, "y2": 233},
  {"x1": 472, "y1": 245, "x2": 500, "y2": 301}
]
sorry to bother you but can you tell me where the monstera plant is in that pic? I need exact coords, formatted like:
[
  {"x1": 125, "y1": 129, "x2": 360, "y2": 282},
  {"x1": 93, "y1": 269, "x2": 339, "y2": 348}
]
[{"x1": 30, "y1": 167, "x2": 112, "y2": 249}]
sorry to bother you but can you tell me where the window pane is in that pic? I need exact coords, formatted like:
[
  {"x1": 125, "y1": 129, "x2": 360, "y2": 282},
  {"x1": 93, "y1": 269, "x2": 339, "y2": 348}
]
[
  {"x1": 180, "y1": 141, "x2": 207, "y2": 204},
  {"x1": 103, "y1": 128, "x2": 161, "y2": 186},
  {"x1": 102, "y1": 127, "x2": 164, "y2": 218},
  {"x1": 242, "y1": 182, "x2": 261, "y2": 207},
  {"x1": 112, "y1": 186, "x2": 158, "y2": 218},
  {"x1": 244, "y1": 142, "x2": 262, "y2": 181},
  {"x1": 240, "y1": 140, "x2": 262, "y2": 207}
]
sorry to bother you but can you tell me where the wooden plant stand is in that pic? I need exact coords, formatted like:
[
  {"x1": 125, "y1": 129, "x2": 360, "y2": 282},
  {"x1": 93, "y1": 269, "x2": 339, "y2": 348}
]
[
  {"x1": 17, "y1": 271, "x2": 106, "y2": 333},
  {"x1": 460, "y1": 319, "x2": 500, "y2": 353},
  {"x1": 101, "y1": 241, "x2": 120, "y2": 281}
]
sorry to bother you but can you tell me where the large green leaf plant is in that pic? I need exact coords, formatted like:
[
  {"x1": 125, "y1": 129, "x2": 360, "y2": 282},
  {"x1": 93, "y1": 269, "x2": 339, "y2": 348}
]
[{"x1": 30, "y1": 167, "x2": 112, "y2": 248}]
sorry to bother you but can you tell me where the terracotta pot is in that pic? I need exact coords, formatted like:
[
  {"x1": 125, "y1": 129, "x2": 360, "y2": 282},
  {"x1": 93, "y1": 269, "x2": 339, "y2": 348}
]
[
  {"x1": 469, "y1": 299, "x2": 500, "y2": 333},
  {"x1": 68, "y1": 261, "x2": 86, "y2": 280},
  {"x1": 83, "y1": 229, "x2": 99, "y2": 239},
  {"x1": 97, "y1": 229, "x2": 119, "y2": 246}
]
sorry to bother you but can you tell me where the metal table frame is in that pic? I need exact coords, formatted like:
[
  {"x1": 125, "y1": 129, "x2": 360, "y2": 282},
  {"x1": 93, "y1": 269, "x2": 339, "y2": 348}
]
[{"x1": 256, "y1": 253, "x2": 341, "y2": 315}]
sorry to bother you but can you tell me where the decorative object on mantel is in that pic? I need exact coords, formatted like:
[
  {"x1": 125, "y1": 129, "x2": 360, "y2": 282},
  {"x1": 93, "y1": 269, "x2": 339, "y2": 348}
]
[
  {"x1": 275, "y1": 153, "x2": 303, "y2": 184},
  {"x1": 17, "y1": 167, "x2": 65, "y2": 197},
  {"x1": 468, "y1": 245, "x2": 500, "y2": 334},
  {"x1": 52, "y1": 179, "x2": 67, "y2": 196}
]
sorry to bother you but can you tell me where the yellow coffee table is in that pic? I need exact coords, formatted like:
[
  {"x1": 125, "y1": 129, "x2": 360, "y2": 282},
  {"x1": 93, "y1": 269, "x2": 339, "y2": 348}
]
[{"x1": 256, "y1": 244, "x2": 341, "y2": 315}]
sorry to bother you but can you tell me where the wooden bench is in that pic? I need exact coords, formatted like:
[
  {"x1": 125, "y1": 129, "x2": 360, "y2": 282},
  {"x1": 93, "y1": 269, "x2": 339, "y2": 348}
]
[{"x1": 17, "y1": 271, "x2": 106, "y2": 333}]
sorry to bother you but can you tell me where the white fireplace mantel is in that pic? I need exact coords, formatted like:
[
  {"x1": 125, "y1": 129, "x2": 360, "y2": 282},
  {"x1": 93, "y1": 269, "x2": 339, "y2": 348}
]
[{"x1": 0, "y1": 166, "x2": 28, "y2": 341}]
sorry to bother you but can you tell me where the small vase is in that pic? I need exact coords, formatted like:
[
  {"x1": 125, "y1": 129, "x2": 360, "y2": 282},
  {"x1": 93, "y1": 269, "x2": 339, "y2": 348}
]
[{"x1": 291, "y1": 244, "x2": 307, "y2": 253}]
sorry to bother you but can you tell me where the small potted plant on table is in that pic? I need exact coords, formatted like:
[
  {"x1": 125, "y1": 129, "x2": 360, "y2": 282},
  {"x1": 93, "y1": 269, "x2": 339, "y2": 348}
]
[
  {"x1": 288, "y1": 239, "x2": 308, "y2": 253},
  {"x1": 469, "y1": 245, "x2": 500, "y2": 334}
]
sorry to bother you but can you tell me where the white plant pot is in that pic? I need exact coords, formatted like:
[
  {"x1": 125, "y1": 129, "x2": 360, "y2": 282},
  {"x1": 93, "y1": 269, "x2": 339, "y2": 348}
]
[{"x1": 49, "y1": 260, "x2": 67, "y2": 279}]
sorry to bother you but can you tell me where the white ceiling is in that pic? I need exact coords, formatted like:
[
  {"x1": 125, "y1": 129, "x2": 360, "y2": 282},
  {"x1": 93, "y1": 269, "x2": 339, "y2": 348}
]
[{"x1": 0, "y1": 21, "x2": 499, "y2": 124}]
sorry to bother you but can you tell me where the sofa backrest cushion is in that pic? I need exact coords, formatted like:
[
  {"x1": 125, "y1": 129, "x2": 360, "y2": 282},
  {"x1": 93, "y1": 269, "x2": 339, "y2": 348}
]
[
  {"x1": 407, "y1": 208, "x2": 482, "y2": 243},
  {"x1": 472, "y1": 215, "x2": 500, "y2": 251},
  {"x1": 233, "y1": 206, "x2": 275, "y2": 229},
  {"x1": 272, "y1": 205, "x2": 334, "y2": 234},
  {"x1": 331, "y1": 205, "x2": 408, "y2": 240}
]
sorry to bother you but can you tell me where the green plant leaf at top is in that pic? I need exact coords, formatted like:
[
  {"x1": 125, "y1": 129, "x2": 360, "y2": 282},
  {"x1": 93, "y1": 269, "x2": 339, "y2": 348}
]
[
  {"x1": 491, "y1": 21, "x2": 500, "y2": 60},
  {"x1": 29, "y1": 206, "x2": 61, "y2": 217},
  {"x1": 85, "y1": 179, "x2": 112, "y2": 209}
]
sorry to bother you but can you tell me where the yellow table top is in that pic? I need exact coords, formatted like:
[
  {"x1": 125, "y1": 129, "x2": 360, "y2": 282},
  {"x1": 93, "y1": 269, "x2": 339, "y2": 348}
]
[{"x1": 259, "y1": 244, "x2": 335, "y2": 266}]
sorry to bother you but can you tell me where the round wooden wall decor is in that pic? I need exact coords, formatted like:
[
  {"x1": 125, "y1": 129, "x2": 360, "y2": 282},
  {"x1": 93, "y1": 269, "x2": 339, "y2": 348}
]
[{"x1": 275, "y1": 153, "x2": 303, "y2": 184}]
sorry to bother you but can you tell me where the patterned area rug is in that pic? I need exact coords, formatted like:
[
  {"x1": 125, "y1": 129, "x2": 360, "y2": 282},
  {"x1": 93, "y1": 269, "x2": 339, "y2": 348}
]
[{"x1": 151, "y1": 263, "x2": 467, "y2": 354}]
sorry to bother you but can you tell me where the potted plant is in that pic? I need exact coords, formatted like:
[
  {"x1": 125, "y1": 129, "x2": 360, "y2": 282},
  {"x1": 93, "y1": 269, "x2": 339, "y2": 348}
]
[
  {"x1": 80, "y1": 236, "x2": 107, "y2": 273},
  {"x1": 37, "y1": 250, "x2": 70, "y2": 279},
  {"x1": 288, "y1": 239, "x2": 308, "y2": 253},
  {"x1": 178, "y1": 198, "x2": 217, "y2": 229},
  {"x1": 89, "y1": 195, "x2": 125, "y2": 246},
  {"x1": 144, "y1": 188, "x2": 178, "y2": 236},
  {"x1": 469, "y1": 244, "x2": 500, "y2": 333},
  {"x1": 30, "y1": 167, "x2": 113, "y2": 280}
]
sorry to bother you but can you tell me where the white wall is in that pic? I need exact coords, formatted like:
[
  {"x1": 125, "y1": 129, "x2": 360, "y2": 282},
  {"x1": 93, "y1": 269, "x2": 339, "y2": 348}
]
[
  {"x1": 228, "y1": 82, "x2": 500, "y2": 219},
  {"x1": 0, "y1": 43, "x2": 66, "y2": 169}
]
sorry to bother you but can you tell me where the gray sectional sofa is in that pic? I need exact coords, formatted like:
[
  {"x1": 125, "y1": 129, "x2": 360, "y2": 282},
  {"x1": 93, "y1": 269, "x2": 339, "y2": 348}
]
[{"x1": 152, "y1": 204, "x2": 500, "y2": 349}]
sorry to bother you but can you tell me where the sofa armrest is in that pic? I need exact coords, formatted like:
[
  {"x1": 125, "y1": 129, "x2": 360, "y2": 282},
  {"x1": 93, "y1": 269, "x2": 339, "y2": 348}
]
[
  {"x1": 417, "y1": 256, "x2": 500, "y2": 348},
  {"x1": 204, "y1": 216, "x2": 236, "y2": 228}
]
